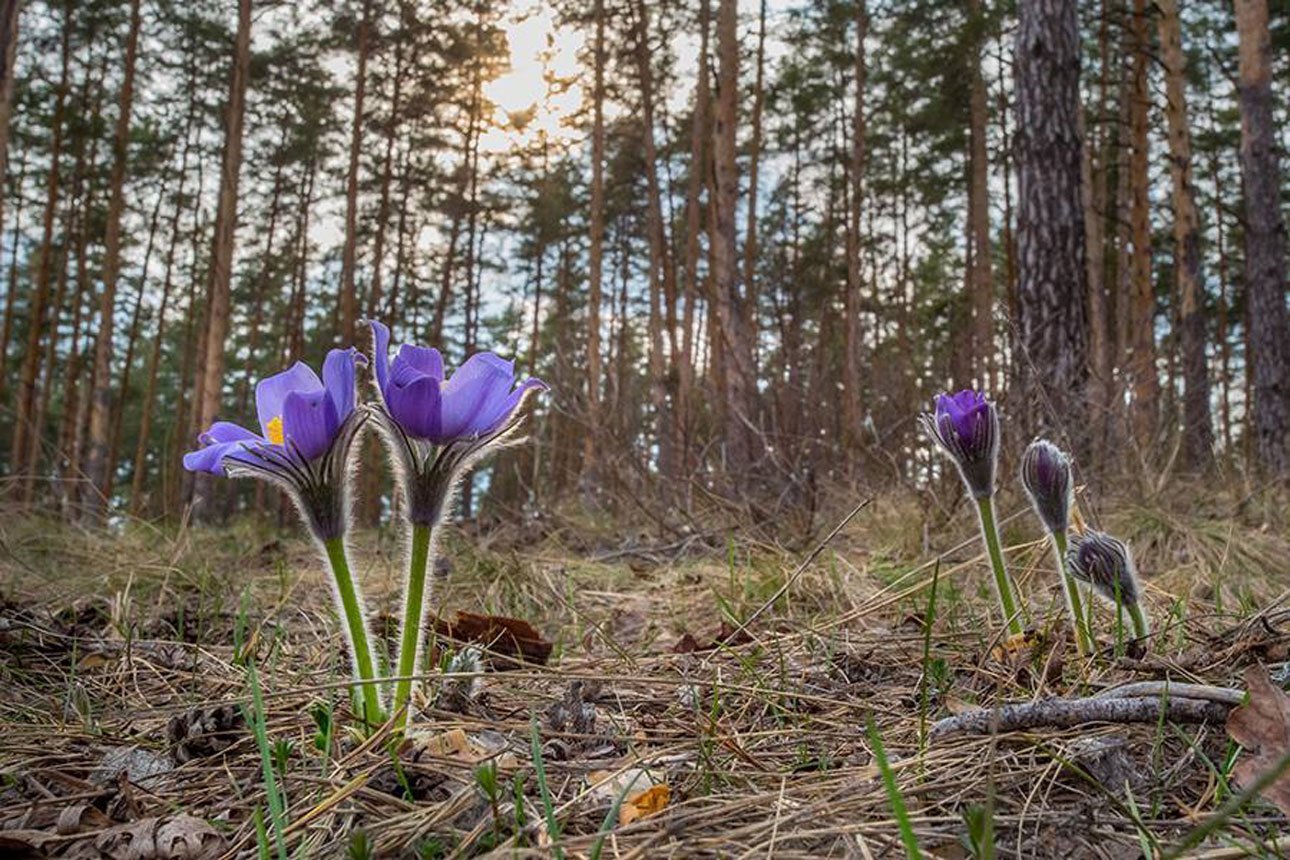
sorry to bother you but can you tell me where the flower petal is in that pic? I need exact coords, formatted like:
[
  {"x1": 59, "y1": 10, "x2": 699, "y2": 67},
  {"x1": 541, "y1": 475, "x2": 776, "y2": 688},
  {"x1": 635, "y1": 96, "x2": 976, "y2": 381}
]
[
  {"x1": 474, "y1": 377, "x2": 548, "y2": 437},
  {"x1": 198, "y1": 421, "x2": 260, "y2": 447},
  {"x1": 394, "y1": 344, "x2": 444, "y2": 381},
  {"x1": 282, "y1": 390, "x2": 340, "y2": 460},
  {"x1": 183, "y1": 422, "x2": 261, "y2": 474},
  {"x1": 323, "y1": 348, "x2": 360, "y2": 419},
  {"x1": 440, "y1": 352, "x2": 516, "y2": 438},
  {"x1": 370, "y1": 320, "x2": 392, "y2": 396},
  {"x1": 256, "y1": 362, "x2": 324, "y2": 438},
  {"x1": 387, "y1": 372, "x2": 442, "y2": 440}
]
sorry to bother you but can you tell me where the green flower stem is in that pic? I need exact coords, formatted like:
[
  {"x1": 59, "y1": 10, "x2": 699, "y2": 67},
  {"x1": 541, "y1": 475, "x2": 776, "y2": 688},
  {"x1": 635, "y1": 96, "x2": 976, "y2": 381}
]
[
  {"x1": 1051, "y1": 529, "x2": 1092, "y2": 657},
  {"x1": 1127, "y1": 602, "x2": 1150, "y2": 641},
  {"x1": 322, "y1": 537, "x2": 383, "y2": 726},
  {"x1": 393, "y1": 523, "x2": 433, "y2": 728},
  {"x1": 975, "y1": 496, "x2": 1025, "y2": 638}
]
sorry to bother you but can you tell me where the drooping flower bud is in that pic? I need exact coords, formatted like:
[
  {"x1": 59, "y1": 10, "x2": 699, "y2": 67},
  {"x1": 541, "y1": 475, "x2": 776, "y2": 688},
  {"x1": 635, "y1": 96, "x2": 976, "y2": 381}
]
[
  {"x1": 921, "y1": 389, "x2": 1000, "y2": 499},
  {"x1": 1065, "y1": 531, "x2": 1140, "y2": 608},
  {"x1": 1020, "y1": 439, "x2": 1073, "y2": 534}
]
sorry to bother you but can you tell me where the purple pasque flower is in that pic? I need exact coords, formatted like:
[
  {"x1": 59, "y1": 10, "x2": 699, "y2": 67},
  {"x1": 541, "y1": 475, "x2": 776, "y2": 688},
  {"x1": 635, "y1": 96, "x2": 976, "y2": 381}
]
[
  {"x1": 921, "y1": 389, "x2": 1000, "y2": 498},
  {"x1": 183, "y1": 348, "x2": 367, "y2": 540},
  {"x1": 1065, "y1": 530, "x2": 1140, "y2": 607},
  {"x1": 367, "y1": 321, "x2": 546, "y2": 525},
  {"x1": 1021, "y1": 439, "x2": 1073, "y2": 534}
]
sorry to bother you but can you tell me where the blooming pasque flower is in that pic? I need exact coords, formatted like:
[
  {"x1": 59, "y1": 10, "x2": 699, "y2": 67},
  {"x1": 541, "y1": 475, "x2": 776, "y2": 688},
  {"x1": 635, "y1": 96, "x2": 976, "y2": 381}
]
[
  {"x1": 921, "y1": 389, "x2": 1000, "y2": 499},
  {"x1": 1066, "y1": 530, "x2": 1140, "y2": 608},
  {"x1": 368, "y1": 320, "x2": 546, "y2": 524},
  {"x1": 183, "y1": 348, "x2": 383, "y2": 724},
  {"x1": 184, "y1": 349, "x2": 367, "y2": 540},
  {"x1": 368, "y1": 321, "x2": 547, "y2": 729},
  {"x1": 1020, "y1": 439, "x2": 1073, "y2": 534}
]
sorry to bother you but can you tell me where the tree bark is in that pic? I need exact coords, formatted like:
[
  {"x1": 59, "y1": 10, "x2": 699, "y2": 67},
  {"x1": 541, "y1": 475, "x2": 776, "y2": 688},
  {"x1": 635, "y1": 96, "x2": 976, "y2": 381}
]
[
  {"x1": 0, "y1": 0, "x2": 20, "y2": 247},
  {"x1": 1014, "y1": 0, "x2": 1090, "y2": 455},
  {"x1": 339, "y1": 0, "x2": 370, "y2": 345},
  {"x1": 583, "y1": 0, "x2": 606, "y2": 482},
  {"x1": 1157, "y1": 0, "x2": 1213, "y2": 471},
  {"x1": 1234, "y1": 0, "x2": 1289, "y2": 475},
  {"x1": 842, "y1": 0, "x2": 866, "y2": 453},
  {"x1": 10, "y1": 1, "x2": 71, "y2": 480},
  {"x1": 712, "y1": 0, "x2": 757, "y2": 473},
  {"x1": 85, "y1": 0, "x2": 143, "y2": 515},
  {"x1": 967, "y1": 0, "x2": 993, "y2": 390},
  {"x1": 189, "y1": 0, "x2": 251, "y2": 511},
  {"x1": 1124, "y1": 0, "x2": 1159, "y2": 450}
]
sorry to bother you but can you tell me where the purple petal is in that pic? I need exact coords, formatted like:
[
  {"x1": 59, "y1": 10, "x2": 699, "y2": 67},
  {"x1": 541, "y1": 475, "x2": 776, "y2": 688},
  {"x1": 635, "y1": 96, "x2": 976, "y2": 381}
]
[
  {"x1": 282, "y1": 390, "x2": 340, "y2": 460},
  {"x1": 323, "y1": 348, "x2": 359, "y2": 419},
  {"x1": 199, "y1": 421, "x2": 261, "y2": 446},
  {"x1": 184, "y1": 422, "x2": 261, "y2": 474},
  {"x1": 394, "y1": 344, "x2": 444, "y2": 381},
  {"x1": 370, "y1": 320, "x2": 391, "y2": 396},
  {"x1": 256, "y1": 362, "x2": 324, "y2": 438},
  {"x1": 387, "y1": 372, "x2": 442, "y2": 440},
  {"x1": 440, "y1": 352, "x2": 516, "y2": 438},
  {"x1": 475, "y1": 377, "x2": 548, "y2": 436}
]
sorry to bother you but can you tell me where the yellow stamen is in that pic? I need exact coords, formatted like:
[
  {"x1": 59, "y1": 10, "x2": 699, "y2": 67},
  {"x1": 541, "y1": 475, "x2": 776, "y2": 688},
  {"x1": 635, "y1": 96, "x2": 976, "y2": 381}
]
[{"x1": 267, "y1": 415, "x2": 284, "y2": 446}]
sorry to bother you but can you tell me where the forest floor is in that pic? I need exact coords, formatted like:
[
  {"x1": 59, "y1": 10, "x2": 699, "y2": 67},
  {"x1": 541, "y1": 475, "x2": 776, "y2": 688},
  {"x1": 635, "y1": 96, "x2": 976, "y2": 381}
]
[{"x1": 2, "y1": 483, "x2": 1290, "y2": 859}]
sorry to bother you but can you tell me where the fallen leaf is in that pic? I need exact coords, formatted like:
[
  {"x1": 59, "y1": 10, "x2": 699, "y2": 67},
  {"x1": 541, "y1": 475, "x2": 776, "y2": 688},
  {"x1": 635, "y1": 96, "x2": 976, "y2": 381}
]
[
  {"x1": 431, "y1": 611, "x2": 552, "y2": 668},
  {"x1": 619, "y1": 783, "x2": 670, "y2": 825},
  {"x1": 1226, "y1": 665, "x2": 1290, "y2": 815},
  {"x1": 586, "y1": 766, "x2": 661, "y2": 803},
  {"x1": 671, "y1": 621, "x2": 753, "y2": 654}
]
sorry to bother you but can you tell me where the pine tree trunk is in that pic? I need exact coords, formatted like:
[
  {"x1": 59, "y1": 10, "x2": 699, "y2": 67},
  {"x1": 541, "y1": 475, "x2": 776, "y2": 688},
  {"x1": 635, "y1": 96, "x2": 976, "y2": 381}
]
[
  {"x1": 366, "y1": 27, "x2": 404, "y2": 320},
  {"x1": 741, "y1": 0, "x2": 766, "y2": 358},
  {"x1": 190, "y1": 0, "x2": 251, "y2": 511},
  {"x1": 1014, "y1": 0, "x2": 1091, "y2": 454},
  {"x1": 678, "y1": 0, "x2": 710, "y2": 482},
  {"x1": 339, "y1": 0, "x2": 369, "y2": 345},
  {"x1": 634, "y1": 0, "x2": 675, "y2": 482},
  {"x1": 1234, "y1": 0, "x2": 1290, "y2": 474},
  {"x1": 967, "y1": 0, "x2": 993, "y2": 390},
  {"x1": 0, "y1": 0, "x2": 20, "y2": 247},
  {"x1": 712, "y1": 0, "x2": 757, "y2": 474},
  {"x1": 1157, "y1": 0, "x2": 1213, "y2": 471},
  {"x1": 10, "y1": 1, "x2": 71, "y2": 481},
  {"x1": 1125, "y1": 0, "x2": 1159, "y2": 451},
  {"x1": 582, "y1": 0, "x2": 606, "y2": 483},
  {"x1": 842, "y1": 1, "x2": 866, "y2": 453},
  {"x1": 85, "y1": 0, "x2": 143, "y2": 516}
]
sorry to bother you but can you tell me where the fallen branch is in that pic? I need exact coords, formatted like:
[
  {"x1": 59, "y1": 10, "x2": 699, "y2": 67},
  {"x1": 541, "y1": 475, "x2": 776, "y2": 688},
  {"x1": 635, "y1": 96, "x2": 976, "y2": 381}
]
[
  {"x1": 1093, "y1": 681, "x2": 1245, "y2": 706},
  {"x1": 930, "y1": 695, "x2": 1231, "y2": 739}
]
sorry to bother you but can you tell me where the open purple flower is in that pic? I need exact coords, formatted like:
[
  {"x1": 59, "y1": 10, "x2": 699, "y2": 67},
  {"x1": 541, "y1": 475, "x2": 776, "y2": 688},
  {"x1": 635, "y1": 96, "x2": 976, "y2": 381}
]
[
  {"x1": 367, "y1": 321, "x2": 546, "y2": 525},
  {"x1": 921, "y1": 389, "x2": 1000, "y2": 499},
  {"x1": 1021, "y1": 439, "x2": 1073, "y2": 534},
  {"x1": 182, "y1": 348, "x2": 382, "y2": 723},
  {"x1": 183, "y1": 348, "x2": 367, "y2": 541},
  {"x1": 367, "y1": 321, "x2": 546, "y2": 728}
]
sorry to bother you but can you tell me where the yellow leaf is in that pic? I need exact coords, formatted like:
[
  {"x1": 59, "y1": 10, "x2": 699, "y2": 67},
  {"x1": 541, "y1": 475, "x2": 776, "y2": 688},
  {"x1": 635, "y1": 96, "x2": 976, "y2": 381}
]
[{"x1": 619, "y1": 784, "x2": 670, "y2": 826}]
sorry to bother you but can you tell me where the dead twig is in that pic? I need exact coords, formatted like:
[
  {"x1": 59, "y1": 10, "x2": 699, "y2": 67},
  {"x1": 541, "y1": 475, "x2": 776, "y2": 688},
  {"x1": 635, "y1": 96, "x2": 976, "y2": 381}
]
[{"x1": 930, "y1": 695, "x2": 1232, "y2": 739}]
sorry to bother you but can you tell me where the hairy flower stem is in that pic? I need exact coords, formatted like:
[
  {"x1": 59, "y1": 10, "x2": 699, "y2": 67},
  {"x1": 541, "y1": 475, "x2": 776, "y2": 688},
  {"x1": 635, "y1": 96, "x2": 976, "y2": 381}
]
[
  {"x1": 975, "y1": 497, "x2": 1025, "y2": 638},
  {"x1": 1051, "y1": 529, "x2": 1092, "y2": 656},
  {"x1": 1127, "y1": 602, "x2": 1150, "y2": 641},
  {"x1": 393, "y1": 523, "x2": 433, "y2": 728},
  {"x1": 322, "y1": 538, "x2": 383, "y2": 726}
]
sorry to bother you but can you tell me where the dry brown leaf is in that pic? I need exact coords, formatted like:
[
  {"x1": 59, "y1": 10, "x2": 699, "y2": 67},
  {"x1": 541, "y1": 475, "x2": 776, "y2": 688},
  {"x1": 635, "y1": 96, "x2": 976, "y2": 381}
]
[
  {"x1": 619, "y1": 784, "x2": 670, "y2": 825},
  {"x1": 431, "y1": 611, "x2": 552, "y2": 667},
  {"x1": 1226, "y1": 664, "x2": 1290, "y2": 815}
]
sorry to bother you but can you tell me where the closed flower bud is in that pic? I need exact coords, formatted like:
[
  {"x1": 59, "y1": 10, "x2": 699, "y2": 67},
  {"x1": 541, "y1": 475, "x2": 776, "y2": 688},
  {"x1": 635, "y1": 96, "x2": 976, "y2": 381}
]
[
  {"x1": 1021, "y1": 439, "x2": 1073, "y2": 534},
  {"x1": 1066, "y1": 531, "x2": 1140, "y2": 607}
]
